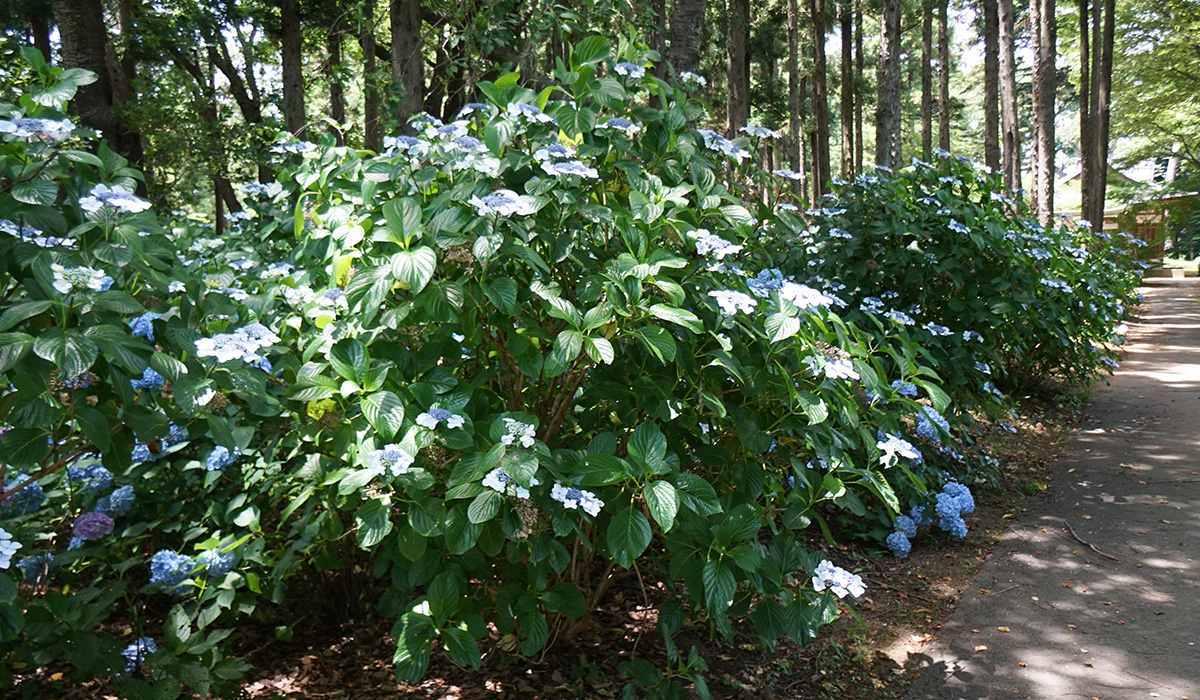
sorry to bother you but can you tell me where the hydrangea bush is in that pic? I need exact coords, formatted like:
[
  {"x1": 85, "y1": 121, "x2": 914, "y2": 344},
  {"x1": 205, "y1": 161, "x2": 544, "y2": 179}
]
[{"x1": 0, "y1": 39, "x2": 1138, "y2": 697}]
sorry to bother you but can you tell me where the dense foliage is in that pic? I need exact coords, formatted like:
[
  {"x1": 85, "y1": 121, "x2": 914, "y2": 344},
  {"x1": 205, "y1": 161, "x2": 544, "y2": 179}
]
[{"x1": 0, "y1": 40, "x2": 1141, "y2": 698}]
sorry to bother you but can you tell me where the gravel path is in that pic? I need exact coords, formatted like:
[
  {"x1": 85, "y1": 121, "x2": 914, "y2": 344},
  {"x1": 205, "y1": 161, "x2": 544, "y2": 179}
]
[{"x1": 904, "y1": 279, "x2": 1200, "y2": 700}]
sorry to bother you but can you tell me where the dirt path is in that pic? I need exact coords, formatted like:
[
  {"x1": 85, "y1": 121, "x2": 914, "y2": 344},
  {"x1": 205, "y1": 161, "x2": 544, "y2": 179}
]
[{"x1": 903, "y1": 279, "x2": 1200, "y2": 700}]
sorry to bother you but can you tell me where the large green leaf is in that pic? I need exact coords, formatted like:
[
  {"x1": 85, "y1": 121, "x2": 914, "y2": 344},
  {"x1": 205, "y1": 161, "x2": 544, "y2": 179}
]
[
  {"x1": 0, "y1": 427, "x2": 51, "y2": 468},
  {"x1": 32, "y1": 328, "x2": 98, "y2": 379},
  {"x1": 702, "y1": 559, "x2": 736, "y2": 613},
  {"x1": 627, "y1": 422, "x2": 667, "y2": 465},
  {"x1": 75, "y1": 406, "x2": 111, "y2": 453},
  {"x1": 634, "y1": 326, "x2": 676, "y2": 363},
  {"x1": 391, "y1": 247, "x2": 437, "y2": 293},
  {"x1": 85, "y1": 324, "x2": 147, "y2": 372},
  {"x1": 467, "y1": 489, "x2": 503, "y2": 524},
  {"x1": 0, "y1": 333, "x2": 34, "y2": 373},
  {"x1": 570, "y1": 35, "x2": 609, "y2": 68},
  {"x1": 483, "y1": 277, "x2": 518, "y2": 314},
  {"x1": 356, "y1": 497, "x2": 393, "y2": 549},
  {"x1": 11, "y1": 178, "x2": 57, "y2": 205},
  {"x1": 360, "y1": 390, "x2": 405, "y2": 439},
  {"x1": 606, "y1": 507, "x2": 651, "y2": 568},
  {"x1": 644, "y1": 480, "x2": 679, "y2": 532},
  {"x1": 329, "y1": 337, "x2": 369, "y2": 382},
  {"x1": 649, "y1": 304, "x2": 703, "y2": 333},
  {"x1": 383, "y1": 197, "x2": 423, "y2": 243},
  {"x1": 442, "y1": 627, "x2": 481, "y2": 670},
  {"x1": 0, "y1": 300, "x2": 54, "y2": 333}
]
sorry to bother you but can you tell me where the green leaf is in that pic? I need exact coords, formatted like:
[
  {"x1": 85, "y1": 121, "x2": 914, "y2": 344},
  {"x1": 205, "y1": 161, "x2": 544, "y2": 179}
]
[
  {"x1": 32, "y1": 328, "x2": 97, "y2": 379},
  {"x1": 360, "y1": 391, "x2": 405, "y2": 440},
  {"x1": 543, "y1": 582, "x2": 587, "y2": 618},
  {"x1": 75, "y1": 406, "x2": 111, "y2": 453},
  {"x1": 577, "y1": 454, "x2": 631, "y2": 486},
  {"x1": 583, "y1": 336, "x2": 614, "y2": 364},
  {"x1": 570, "y1": 36, "x2": 610, "y2": 68},
  {"x1": 764, "y1": 313, "x2": 802, "y2": 343},
  {"x1": 0, "y1": 427, "x2": 50, "y2": 469},
  {"x1": 0, "y1": 602, "x2": 23, "y2": 642},
  {"x1": 606, "y1": 507, "x2": 651, "y2": 568},
  {"x1": 150, "y1": 352, "x2": 188, "y2": 381},
  {"x1": 329, "y1": 337, "x2": 369, "y2": 382},
  {"x1": 668, "y1": 472, "x2": 723, "y2": 517},
  {"x1": 796, "y1": 392, "x2": 828, "y2": 424},
  {"x1": 518, "y1": 610, "x2": 549, "y2": 655},
  {"x1": 627, "y1": 422, "x2": 667, "y2": 465},
  {"x1": 649, "y1": 304, "x2": 703, "y2": 333},
  {"x1": 11, "y1": 178, "x2": 57, "y2": 205},
  {"x1": 644, "y1": 480, "x2": 678, "y2": 532},
  {"x1": 634, "y1": 326, "x2": 676, "y2": 363},
  {"x1": 443, "y1": 627, "x2": 481, "y2": 669},
  {"x1": 467, "y1": 489, "x2": 503, "y2": 524},
  {"x1": 0, "y1": 300, "x2": 54, "y2": 332},
  {"x1": 383, "y1": 197, "x2": 423, "y2": 243},
  {"x1": 0, "y1": 332, "x2": 34, "y2": 373},
  {"x1": 703, "y1": 559, "x2": 736, "y2": 613},
  {"x1": 356, "y1": 497, "x2": 393, "y2": 549},
  {"x1": 483, "y1": 277, "x2": 518, "y2": 314},
  {"x1": 484, "y1": 118, "x2": 516, "y2": 153},
  {"x1": 84, "y1": 324, "x2": 146, "y2": 373},
  {"x1": 93, "y1": 291, "x2": 142, "y2": 314},
  {"x1": 391, "y1": 247, "x2": 437, "y2": 293}
]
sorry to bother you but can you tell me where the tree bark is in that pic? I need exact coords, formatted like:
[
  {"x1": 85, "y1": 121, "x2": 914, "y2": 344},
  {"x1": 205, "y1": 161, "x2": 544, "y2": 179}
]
[
  {"x1": 1094, "y1": 0, "x2": 1115, "y2": 227},
  {"x1": 328, "y1": 29, "x2": 346, "y2": 144},
  {"x1": 1030, "y1": 0, "x2": 1057, "y2": 223},
  {"x1": 51, "y1": 0, "x2": 145, "y2": 168},
  {"x1": 921, "y1": 0, "x2": 934, "y2": 157},
  {"x1": 998, "y1": 0, "x2": 1021, "y2": 190},
  {"x1": 854, "y1": 0, "x2": 863, "y2": 172},
  {"x1": 361, "y1": 0, "x2": 382, "y2": 152},
  {"x1": 983, "y1": 0, "x2": 1000, "y2": 170},
  {"x1": 1079, "y1": 0, "x2": 1093, "y2": 226},
  {"x1": 809, "y1": 0, "x2": 829, "y2": 194},
  {"x1": 875, "y1": 0, "x2": 902, "y2": 169},
  {"x1": 669, "y1": 0, "x2": 706, "y2": 77},
  {"x1": 840, "y1": 0, "x2": 854, "y2": 178},
  {"x1": 726, "y1": 0, "x2": 750, "y2": 136},
  {"x1": 937, "y1": 0, "x2": 951, "y2": 152},
  {"x1": 29, "y1": 11, "x2": 52, "y2": 63},
  {"x1": 391, "y1": 0, "x2": 425, "y2": 126},
  {"x1": 280, "y1": 0, "x2": 306, "y2": 137},
  {"x1": 789, "y1": 0, "x2": 804, "y2": 195}
]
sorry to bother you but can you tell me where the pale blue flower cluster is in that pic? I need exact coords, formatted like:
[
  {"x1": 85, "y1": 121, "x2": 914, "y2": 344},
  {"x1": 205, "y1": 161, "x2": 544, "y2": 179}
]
[
  {"x1": 2, "y1": 473, "x2": 43, "y2": 515},
  {"x1": 885, "y1": 309, "x2": 915, "y2": 325},
  {"x1": 948, "y1": 219, "x2": 970, "y2": 234},
  {"x1": 0, "y1": 116, "x2": 74, "y2": 141},
  {"x1": 963, "y1": 330, "x2": 983, "y2": 342},
  {"x1": 149, "y1": 546, "x2": 235, "y2": 594},
  {"x1": 780, "y1": 282, "x2": 835, "y2": 310},
  {"x1": 935, "y1": 481, "x2": 974, "y2": 538},
  {"x1": 689, "y1": 229, "x2": 743, "y2": 259},
  {"x1": 79, "y1": 184, "x2": 151, "y2": 213},
  {"x1": 816, "y1": 356, "x2": 859, "y2": 381},
  {"x1": 96, "y1": 485, "x2": 135, "y2": 516},
  {"x1": 747, "y1": 268, "x2": 786, "y2": 297},
  {"x1": 0, "y1": 526, "x2": 22, "y2": 568},
  {"x1": 924, "y1": 322, "x2": 952, "y2": 336},
  {"x1": 0, "y1": 219, "x2": 74, "y2": 248},
  {"x1": 1040, "y1": 278, "x2": 1071, "y2": 292},
  {"x1": 772, "y1": 168, "x2": 803, "y2": 181},
  {"x1": 482, "y1": 467, "x2": 540, "y2": 498},
  {"x1": 206, "y1": 445, "x2": 240, "y2": 471},
  {"x1": 696, "y1": 129, "x2": 750, "y2": 163},
  {"x1": 550, "y1": 483, "x2": 604, "y2": 516},
  {"x1": 365, "y1": 445, "x2": 415, "y2": 477},
  {"x1": 66, "y1": 461, "x2": 113, "y2": 491},
  {"x1": 740, "y1": 125, "x2": 781, "y2": 139},
  {"x1": 194, "y1": 323, "x2": 279, "y2": 364},
  {"x1": 709, "y1": 289, "x2": 757, "y2": 315},
  {"x1": 540, "y1": 160, "x2": 599, "y2": 178},
  {"x1": 811, "y1": 559, "x2": 866, "y2": 598},
  {"x1": 679, "y1": 71, "x2": 707, "y2": 87},
  {"x1": 886, "y1": 531, "x2": 911, "y2": 558},
  {"x1": 915, "y1": 406, "x2": 950, "y2": 443},
  {"x1": 51, "y1": 263, "x2": 109, "y2": 294},
  {"x1": 128, "y1": 311, "x2": 162, "y2": 341},
  {"x1": 613, "y1": 62, "x2": 645, "y2": 79},
  {"x1": 468, "y1": 189, "x2": 537, "y2": 217},
  {"x1": 500, "y1": 418, "x2": 537, "y2": 448},
  {"x1": 506, "y1": 102, "x2": 555, "y2": 124},
  {"x1": 416, "y1": 408, "x2": 464, "y2": 430}
]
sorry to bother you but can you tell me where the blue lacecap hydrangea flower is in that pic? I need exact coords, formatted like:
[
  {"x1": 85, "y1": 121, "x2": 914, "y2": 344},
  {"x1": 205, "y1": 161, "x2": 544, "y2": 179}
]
[
  {"x1": 886, "y1": 531, "x2": 911, "y2": 558},
  {"x1": 2, "y1": 474, "x2": 43, "y2": 515}
]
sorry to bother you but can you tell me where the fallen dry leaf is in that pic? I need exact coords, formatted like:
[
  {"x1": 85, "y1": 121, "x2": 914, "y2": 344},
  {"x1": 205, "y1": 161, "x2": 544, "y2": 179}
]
[{"x1": 997, "y1": 626, "x2": 1011, "y2": 632}]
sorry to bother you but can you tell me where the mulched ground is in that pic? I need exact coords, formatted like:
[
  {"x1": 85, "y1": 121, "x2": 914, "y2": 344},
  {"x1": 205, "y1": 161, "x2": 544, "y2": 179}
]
[{"x1": 13, "y1": 402, "x2": 1077, "y2": 700}]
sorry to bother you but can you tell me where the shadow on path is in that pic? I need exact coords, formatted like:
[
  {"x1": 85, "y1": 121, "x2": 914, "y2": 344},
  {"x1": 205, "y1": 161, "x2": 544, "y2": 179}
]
[{"x1": 903, "y1": 279, "x2": 1200, "y2": 700}]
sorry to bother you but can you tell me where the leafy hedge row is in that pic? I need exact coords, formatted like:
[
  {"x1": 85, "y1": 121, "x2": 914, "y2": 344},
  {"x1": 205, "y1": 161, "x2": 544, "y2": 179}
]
[{"x1": 0, "y1": 39, "x2": 1140, "y2": 699}]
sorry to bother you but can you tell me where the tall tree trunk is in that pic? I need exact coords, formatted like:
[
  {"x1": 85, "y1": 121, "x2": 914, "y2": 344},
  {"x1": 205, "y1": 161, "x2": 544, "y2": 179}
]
[
  {"x1": 1094, "y1": 0, "x2": 1114, "y2": 227},
  {"x1": 649, "y1": 0, "x2": 667, "y2": 67},
  {"x1": 29, "y1": 12, "x2": 52, "y2": 63},
  {"x1": 280, "y1": 0, "x2": 306, "y2": 136},
  {"x1": 998, "y1": 0, "x2": 1021, "y2": 190},
  {"x1": 809, "y1": 0, "x2": 829, "y2": 194},
  {"x1": 854, "y1": 0, "x2": 863, "y2": 172},
  {"x1": 875, "y1": 0, "x2": 902, "y2": 169},
  {"x1": 51, "y1": 0, "x2": 145, "y2": 168},
  {"x1": 840, "y1": 0, "x2": 854, "y2": 178},
  {"x1": 360, "y1": 0, "x2": 382, "y2": 152},
  {"x1": 328, "y1": 30, "x2": 346, "y2": 144},
  {"x1": 669, "y1": 0, "x2": 706, "y2": 76},
  {"x1": 983, "y1": 0, "x2": 1000, "y2": 170},
  {"x1": 1030, "y1": 0, "x2": 1057, "y2": 223},
  {"x1": 726, "y1": 0, "x2": 750, "y2": 136},
  {"x1": 1078, "y1": 0, "x2": 1093, "y2": 225},
  {"x1": 921, "y1": 0, "x2": 934, "y2": 157},
  {"x1": 937, "y1": 0, "x2": 951, "y2": 152},
  {"x1": 789, "y1": 0, "x2": 804, "y2": 195},
  {"x1": 391, "y1": 0, "x2": 424, "y2": 125}
]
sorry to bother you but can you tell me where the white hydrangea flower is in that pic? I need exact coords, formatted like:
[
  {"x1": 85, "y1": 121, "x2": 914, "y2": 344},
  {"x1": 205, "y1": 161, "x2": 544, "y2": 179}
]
[
  {"x1": 79, "y1": 184, "x2": 151, "y2": 213},
  {"x1": 500, "y1": 418, "x2": 536, "y2": 448},
  {"x1": 365, "y1": 445, "x2": 415, "y2": 477},
  {"x1": 51, "y1": 263, "x2": 108, "y2": 294},
  {"x1": 550, "y1": 483, "x2": 604, "y2": 516},
  {"x1": 0, "y1": 527, "x2": 21, "y2": 569},
  {"x1": 482, "y1": 467, "x2": 540, "y2": 498}
]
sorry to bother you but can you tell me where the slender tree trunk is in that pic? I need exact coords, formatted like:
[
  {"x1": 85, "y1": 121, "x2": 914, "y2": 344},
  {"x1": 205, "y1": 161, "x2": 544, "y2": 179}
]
[
  {"x1": 1095, "y1": 0, "x2": 1114, "y2": 227},
  {"x1": 840, "y1": 0, "x2": 854, "y2": 178},
  {"x1": 937, "y1": 0, "x2": 951, "y2": 152},
  {"x1": 983, "y1": 0, "x2": 1000, "y2": 170},
  {"x1": 789, "y1": 0, "x2": 803, "y2": 194},
  {"x1": 921, "y1": 0, "x2": 934, "y2": 157},
  {"x1": 328, "y1": 30, "x2": 346, "y2": 144},
  {"x1": 29, "y1": 13, "x2": 52, "y2": 62},
  {"x1": 999, "y1": 0, "x2": 1021, "y2": 190},
  {"x1": 649, "y1": 0, "x2": 667, "y2": 67},
  {"x1": 669, "y1": 0, "x2": 706, "y2": 76},
  {"x1": 875, "y1": 0, "x2": 902, "y2": 169},
  {"x1": 854, "y1": 0, "x2": 863, "y2": 172},
  {"x1": 809, "y1": 0, "x2": 829, "y2": 194},
  {"x1": 1079, "y1": 0, "x2": 1093, "y2": 225},
  {"x1": 726, "y1": 0, "x2": 750, "y2": 136},
  {"x1": 280, "y1": 0, "x2": 306, "y2": 136},
  {"x1": 361, "y1": 1, "x2": 381, "y2": 152},
  {"x1": 391, "y1": 0, "x2": 425, "y2": 125},
  {"x1": 1030, "y1": 0, "x2": 1057, "y2": 223}
]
